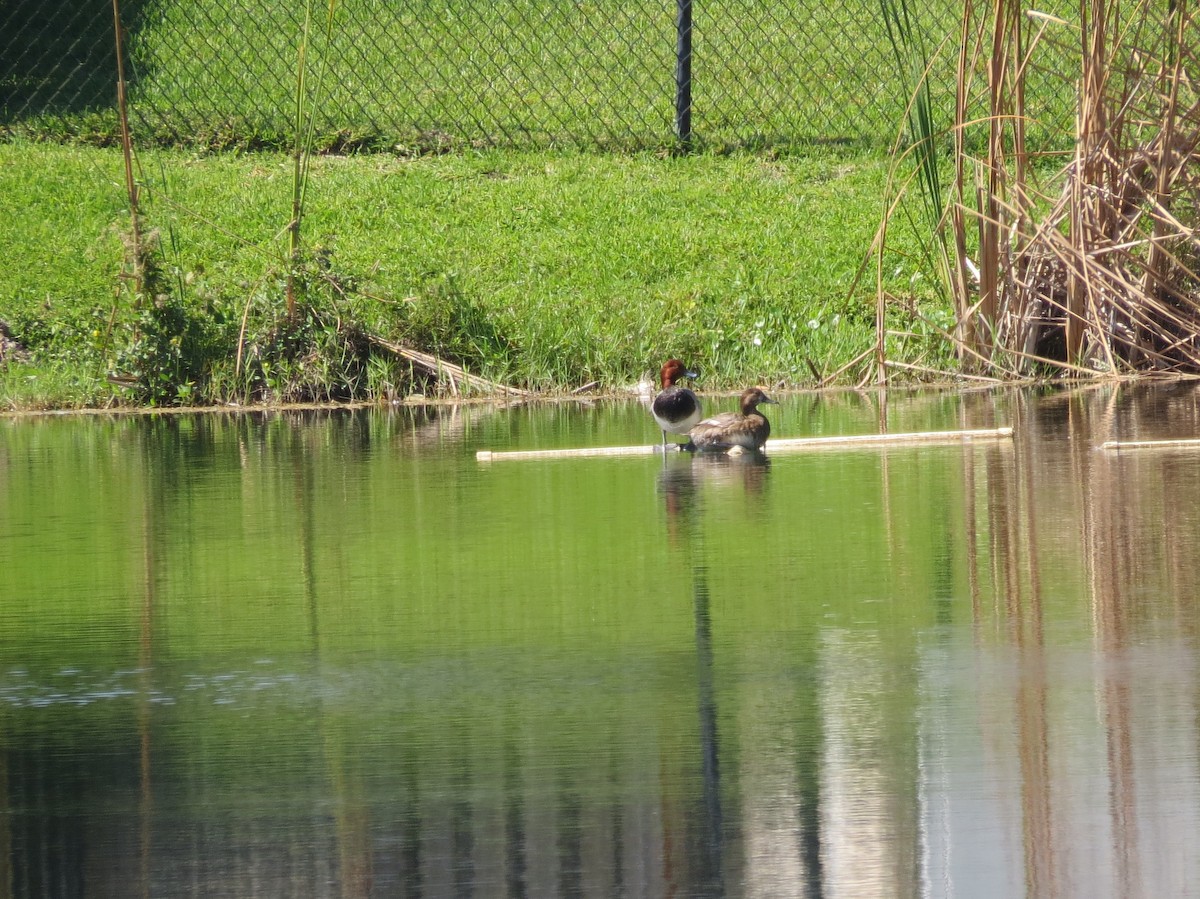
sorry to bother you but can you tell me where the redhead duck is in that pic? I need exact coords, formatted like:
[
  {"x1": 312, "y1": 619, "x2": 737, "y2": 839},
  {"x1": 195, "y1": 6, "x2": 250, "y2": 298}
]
[
  {"x1": 687, "y1": 387, "x2": 777, "y2": 453},
  {"x1": 651, "y1": 359, "x2": 702, "y2": 449}
]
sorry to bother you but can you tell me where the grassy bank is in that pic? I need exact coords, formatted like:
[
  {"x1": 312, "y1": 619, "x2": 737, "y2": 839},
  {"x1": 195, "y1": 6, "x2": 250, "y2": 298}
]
[{"x1": 0, "y1": 141, "x2": 946, "y2": 410}]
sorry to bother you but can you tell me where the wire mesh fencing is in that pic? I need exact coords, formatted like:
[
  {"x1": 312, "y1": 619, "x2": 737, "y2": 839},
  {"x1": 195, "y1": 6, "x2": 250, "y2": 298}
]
[{"x1": 1, "y1": 0, "x2": 1074, "y2": 151}]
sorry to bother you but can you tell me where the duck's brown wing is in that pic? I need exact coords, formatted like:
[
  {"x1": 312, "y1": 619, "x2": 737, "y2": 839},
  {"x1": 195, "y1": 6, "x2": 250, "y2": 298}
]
[
  {"x1": 690, "y1": 412, "x2": 772, "y2": 451},
  {"x1": 687, "y1": 412, "x2": 739, "y2": 449}
]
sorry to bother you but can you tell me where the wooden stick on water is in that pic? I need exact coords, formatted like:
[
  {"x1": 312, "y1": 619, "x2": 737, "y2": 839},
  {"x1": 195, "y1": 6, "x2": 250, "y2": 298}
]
[
  {"x1": 1102, "y1": 438, "x2": 1200, "y2": 451},
  {"x1": 476, "y1": 426, "x2": 1014, "y2": 461}
]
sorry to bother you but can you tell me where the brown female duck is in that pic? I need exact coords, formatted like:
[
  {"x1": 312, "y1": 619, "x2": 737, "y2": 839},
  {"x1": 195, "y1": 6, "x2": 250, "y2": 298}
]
[{"x1": 687, "y1": 387, "x2": 777, "y2": 453}]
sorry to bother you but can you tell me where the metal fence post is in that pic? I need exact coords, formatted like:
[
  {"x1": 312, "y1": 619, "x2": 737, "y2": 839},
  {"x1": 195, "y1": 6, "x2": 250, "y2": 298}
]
[{"x1": 675, "y1": 0, "x2": 693, "y2": 146}]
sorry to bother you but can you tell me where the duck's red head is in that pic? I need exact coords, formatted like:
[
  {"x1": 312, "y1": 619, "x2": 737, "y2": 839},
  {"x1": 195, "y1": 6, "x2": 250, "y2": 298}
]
[
  {"x1": 660, "y1": 359, "x2": 699, "y2": 389},
  {"x1": 739, "y1": 387, "x2": 777, "y2": 414}
]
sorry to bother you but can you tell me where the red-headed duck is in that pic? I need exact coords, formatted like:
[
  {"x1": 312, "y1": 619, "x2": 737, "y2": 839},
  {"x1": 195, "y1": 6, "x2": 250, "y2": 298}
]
[
  {"x1": 651, "y1": 359, "x2": 702, "y2": 449},
  {"x1": 687, "y1": 387, "x2": 777, "y2": 453}
]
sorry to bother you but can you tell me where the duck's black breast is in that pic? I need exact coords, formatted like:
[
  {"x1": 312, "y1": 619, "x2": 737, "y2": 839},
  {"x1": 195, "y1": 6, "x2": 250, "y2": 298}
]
[
  {"x1": 653, "y1": 387, "x2": 702, "y2": 432},
  {"x1": 653, "y1": 387, "x2": 697, "y2": 418}
]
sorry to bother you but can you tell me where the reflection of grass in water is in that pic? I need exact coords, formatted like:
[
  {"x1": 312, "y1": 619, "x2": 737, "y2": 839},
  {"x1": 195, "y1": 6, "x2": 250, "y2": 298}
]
[
  {"x1": 0, "y1": 401, "x2": 979, "y2": 654},
  {"x1": 8, "y1": 393, "x2": 1165, "y2": 836},
  {"x1": 4, "y1": 396, "x2": 1200, "y2": 893}
]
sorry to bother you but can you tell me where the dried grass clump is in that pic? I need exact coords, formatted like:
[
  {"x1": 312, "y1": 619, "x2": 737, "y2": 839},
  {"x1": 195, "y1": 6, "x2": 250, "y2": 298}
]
[
  {"x1": 1009, "y1": 1, "x2": 1200, "y2": 374},
  {"x1": 881, "y1": 0, "x2": 1200, "y2": 380}
]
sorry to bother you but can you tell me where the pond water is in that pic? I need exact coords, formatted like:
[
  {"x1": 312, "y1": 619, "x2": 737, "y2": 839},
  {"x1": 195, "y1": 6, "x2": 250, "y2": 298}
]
[{"x1": 4, "y1": 383, "x2": 1200, "y2": 898}]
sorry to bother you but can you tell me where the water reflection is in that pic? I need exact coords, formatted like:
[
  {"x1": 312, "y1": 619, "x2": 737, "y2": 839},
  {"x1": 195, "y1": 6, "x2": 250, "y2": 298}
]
[
  {"x1": 661, "y1": 448, "x2": 824, "y2": 899},
  {"x1": 917, "y1": 383, "x2": 1200, "y2": 898},
  {"x1": 658, "y1": 452, "x2": 771, "y2": 545},
  {"x1": 658, "y1": 454, "x2": 743, "y2": 898},
  {"x1": 5, "y1": 386, "x2": 1200, "y2": 896}
]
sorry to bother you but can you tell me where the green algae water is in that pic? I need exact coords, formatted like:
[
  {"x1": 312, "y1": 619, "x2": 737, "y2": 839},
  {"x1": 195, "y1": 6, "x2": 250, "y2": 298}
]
[{"x1": 4, "y1": 384, "x2": 1200, "y2": 897}]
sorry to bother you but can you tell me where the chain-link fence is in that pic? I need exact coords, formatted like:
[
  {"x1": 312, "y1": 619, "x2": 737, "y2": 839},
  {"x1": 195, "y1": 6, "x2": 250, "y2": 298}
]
[{"x1": 2, "y1": 0, "x2": 1074, "y2": 151}]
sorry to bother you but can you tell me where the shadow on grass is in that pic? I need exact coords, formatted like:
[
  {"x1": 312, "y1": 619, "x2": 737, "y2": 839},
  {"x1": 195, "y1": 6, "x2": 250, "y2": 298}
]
[{"x1": 0, "y1": 0, "x2": 154, "y2": 123}]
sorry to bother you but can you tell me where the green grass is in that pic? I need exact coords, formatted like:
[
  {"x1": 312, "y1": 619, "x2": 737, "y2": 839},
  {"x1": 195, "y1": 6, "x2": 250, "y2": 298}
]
[{"x1": 0, "y1": 140, "x2": 953, "y2": 408}]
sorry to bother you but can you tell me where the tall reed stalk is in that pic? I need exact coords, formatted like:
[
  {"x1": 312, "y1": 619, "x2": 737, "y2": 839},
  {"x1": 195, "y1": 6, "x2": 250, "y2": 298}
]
[
  {"x1": 286, "y1": 0, "x2": 340, "y2": 321},
  {"x1": 878, "y1": 0, "x2": 952, "y2": 381},
  {"x1": 112, "y1": 0, "x2": 142, "y2": 297}
]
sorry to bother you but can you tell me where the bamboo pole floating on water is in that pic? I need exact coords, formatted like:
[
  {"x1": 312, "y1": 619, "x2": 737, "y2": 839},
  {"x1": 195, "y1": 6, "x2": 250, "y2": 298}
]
[
  {"x1": 475, "y1": 426, "x2": 1014, "y2": 462},
  {"x1": 1102, "y1": 438, "x2": 1200, "y2": 451}
]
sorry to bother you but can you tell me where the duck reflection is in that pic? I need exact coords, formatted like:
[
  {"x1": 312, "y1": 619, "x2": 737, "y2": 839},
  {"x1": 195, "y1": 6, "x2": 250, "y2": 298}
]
[
  {"x1": 656, "y1": 445, "x2": 837, "y2": 898},
  {"x1": 658, "y1": 452, "x2": 771, "y2": 546},
  {"x1": 657, "y1": 453, "x2": 701, "y2": 539},
  {"x1": 655, "y1": 449, "x2": 775, "y2": 899},
  {"x1": 688, "y1": 450, "x2": 772, "y2": 491}
]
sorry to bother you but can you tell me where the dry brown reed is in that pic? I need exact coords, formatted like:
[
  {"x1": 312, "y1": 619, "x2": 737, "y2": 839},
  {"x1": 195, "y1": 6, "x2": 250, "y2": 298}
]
[{"x1": 881, "y1": 0, "x2": 1200, "y2": 380}]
